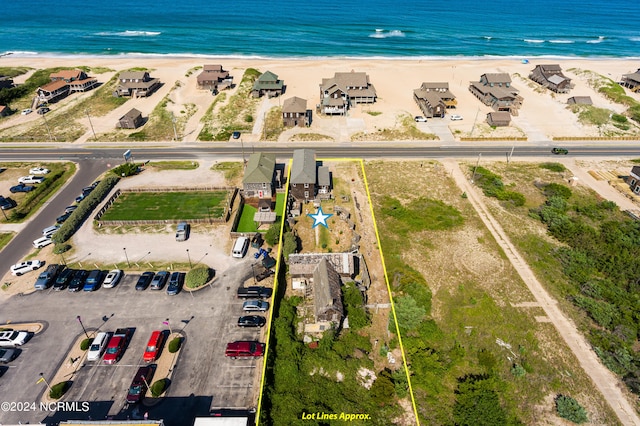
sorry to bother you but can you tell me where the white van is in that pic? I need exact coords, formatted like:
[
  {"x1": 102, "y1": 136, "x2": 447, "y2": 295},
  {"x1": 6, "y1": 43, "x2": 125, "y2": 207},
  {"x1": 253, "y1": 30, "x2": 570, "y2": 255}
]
[
  {"x1": 87, "y1": 332, "x2": 110, "y2": 361},
  {"x1": 232, "y1": 237, "x2": 249, "y2": 258}
]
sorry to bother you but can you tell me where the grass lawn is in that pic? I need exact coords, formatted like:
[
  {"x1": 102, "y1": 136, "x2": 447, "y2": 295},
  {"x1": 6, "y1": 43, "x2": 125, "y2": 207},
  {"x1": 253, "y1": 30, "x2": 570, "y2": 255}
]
[
  {"x1": 236, "y1": 204, "x2": 258, "y2": 232},
  {"x1": 0, "y1": 232, "x2": 14, "y2": 251},
  {"x1": 148, "y1": 161, "x2": 199, "y2": 170},
  {"x1": 100, "y1": 191, "x2": 229, "y2": 221}
]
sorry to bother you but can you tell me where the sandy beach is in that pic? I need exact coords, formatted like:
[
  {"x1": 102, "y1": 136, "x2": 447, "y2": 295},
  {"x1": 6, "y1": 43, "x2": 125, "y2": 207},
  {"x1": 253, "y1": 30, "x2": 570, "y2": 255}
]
[{"x1": 1, "y1": 56, "x2": 639, "y2": 142}]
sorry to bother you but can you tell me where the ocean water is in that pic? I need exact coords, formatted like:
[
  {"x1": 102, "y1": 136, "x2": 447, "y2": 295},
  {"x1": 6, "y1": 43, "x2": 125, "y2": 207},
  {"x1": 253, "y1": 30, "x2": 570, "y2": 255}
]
[{"x1": 1, "y1": 0, "x2": 638, "y2": 58}]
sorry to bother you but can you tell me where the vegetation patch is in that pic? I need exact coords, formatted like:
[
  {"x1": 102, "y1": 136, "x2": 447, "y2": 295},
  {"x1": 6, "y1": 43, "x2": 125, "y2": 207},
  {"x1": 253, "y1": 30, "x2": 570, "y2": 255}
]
[
  {"x1": 539, "y1": 162, "x2": 566, "y2": 172},
  {"x1": 555, "y1": 395, "x2": 588, "y2": 424},
  {"x1": 185, "y1": 267, "x2": 211, "y2": 289},
  {"x1": 211, "y1": 161, "x2": 242, "y2": 182},
  {"x1": 380, "y1": 196, "x2": 464, "y2": 237},
  {"x1": 150, "y1": 378, "x2": 168, "y2": 397},
  {"x1": 288, "y1": 132, "x2": 335, "y2": 142},
  {"x1": 264, "y1": 106, "x2": 284, "y2": 141},
  {"x1": 49, "y1": 381, "x2": 70, "y2": 400},
  {"x1": 0, "y1": 232, "x2": 14, "y2": 250},
  {"x1": 137, "y1": 83, "x2": 197, "y2": 141},
  {"x1": 80, "y1": 338, "x2": 91, "y2": 351},
  {"x1": 148, "y1": 161, "x2": 199, "y2": 170},
  {"x1": 351, "y1": 114, "x2": 437, "y2": 141},
  {"x1": 197, "y1": 93, "x2": 228, "y2": 141},
  {"x1": 168, "y1": 337, "x2": 182, "y2": 353},
  {"x1": 100, "y1": 191, "x2": 228, "y2": 221},
  {"x1": 471, "y1": 166, "x2": 526, "y2": 206},
  {"x1": 236, "y1": 203, "x2": 259, "y2": 233}
]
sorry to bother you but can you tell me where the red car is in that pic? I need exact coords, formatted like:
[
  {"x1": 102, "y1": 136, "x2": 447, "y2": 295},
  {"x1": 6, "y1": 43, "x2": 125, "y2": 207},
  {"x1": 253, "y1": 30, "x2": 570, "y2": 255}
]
[
  {"x1": 103, "y1": 328, "x2": 131, "y2": 365},
  {"x1": 143, "y1": 330, "x2": 165, "y2": 363},
  {"x1": 225, "y1": 341, "x2": 265, "y2": 358},
  {"x1": 126, "y1": 366, "x2": 155, "y2": 404}
]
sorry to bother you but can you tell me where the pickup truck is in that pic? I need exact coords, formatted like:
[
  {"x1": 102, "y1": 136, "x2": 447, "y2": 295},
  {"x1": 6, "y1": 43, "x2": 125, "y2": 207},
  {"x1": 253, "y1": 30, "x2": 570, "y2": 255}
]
[
  {"x1": 103, "y1": 328, "x2": 132, "y2": 365},
  {"x1": 237, "y1": 286, "x2": 272, "y2": 299}
]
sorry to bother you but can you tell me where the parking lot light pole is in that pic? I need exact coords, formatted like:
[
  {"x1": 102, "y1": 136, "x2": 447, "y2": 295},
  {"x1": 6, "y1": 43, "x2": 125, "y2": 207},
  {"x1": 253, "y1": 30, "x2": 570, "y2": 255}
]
[
  {"x1": 163, "y1": 319, "x2": 173, "y2": 336},
  {"x1": 77, "y1": 315, "x2": 89, "y2": 339},
  {"x1": 38, "y1": 373, "x2": 53, "y2": 394},
  {"x1": 186, "y1": 249, "x2": 192, "y2": 269},
  {"x1": 123, "y1": 247, "x2": 130, "y2": 268}
]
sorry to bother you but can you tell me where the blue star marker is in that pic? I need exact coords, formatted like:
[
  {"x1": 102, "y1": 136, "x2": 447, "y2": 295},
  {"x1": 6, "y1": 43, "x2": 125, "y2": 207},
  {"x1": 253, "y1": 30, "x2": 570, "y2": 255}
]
[{"x1": 308, "y1": 206, "x2": 333, "y2": 229}]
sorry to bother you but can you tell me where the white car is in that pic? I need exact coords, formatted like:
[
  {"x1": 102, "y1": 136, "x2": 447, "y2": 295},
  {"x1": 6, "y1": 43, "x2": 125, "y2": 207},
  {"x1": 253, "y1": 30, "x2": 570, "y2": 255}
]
[
  {"x1": 10, "y1": 260, "x2": 44, "y2": 276},
  {"x1": 18, "y1": 175, "x2": 45, "y2": 184},
  {"x1": 87, "y1": 332, "x2": 110, "y2": 361},
  {"x1": 29, "y1": 167, "x2": 50, "y2": 175},
  {"x1": 42, "y1": 225, "x2": 60, "y2": 237},
  {"x1": 21, "y1": 109, "x2": 32, "y2": 115},
  {"x1": 33, "y1": 236, "x2": 53, "y2": 249},
  {"x1": 450, "y1": 114, "x2": 463, "y2": 121},
  {"x1": 414, "y1": 116, "x2": 428, "y2": 122},
  {"x1": 102, "y1": 269, "x2": 123, "y2": 289},
  {"x1": 0, "y1": 330, "x2": 29, "y2": 347}
]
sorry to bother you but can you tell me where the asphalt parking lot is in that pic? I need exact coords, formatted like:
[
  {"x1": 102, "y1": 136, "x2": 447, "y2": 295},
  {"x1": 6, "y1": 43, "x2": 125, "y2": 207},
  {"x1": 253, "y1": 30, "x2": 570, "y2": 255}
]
[{"x1": 0, "y1": 254, "x2": 267, "y2": 425}]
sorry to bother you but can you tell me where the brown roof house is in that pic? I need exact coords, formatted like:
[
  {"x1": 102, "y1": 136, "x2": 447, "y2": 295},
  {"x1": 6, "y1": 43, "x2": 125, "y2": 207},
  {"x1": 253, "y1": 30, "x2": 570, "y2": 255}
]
[
  {"x1": 469, "y1": 73, "x2": 523, "y2": 115},
  {"x1": 529, "y1": 64, "x2": 572, "y2": 93},
  {"x1": 196, "y1": 65, "x2": 233, "y2": 91},
  {"x1": 251, "y1": 71, "x2": 284, "y2": 98},
  {"x1": 243, "y1": 152, "x2": 276, "y2": 200},
  {"x1": 567, "y1": 96, "x2": 593, "y2": 105},
  {"x1": 621, "y1": 68, "x2": 640, "y2": 92},
  {"x1": 627, "y1": 166, "x2": 640, "y2": 195},
  {"x1": 319, "y1": 71, "x2": 376, "y2": 115},
  {"x1": 486, "y1": 111, "x2": 511, "y2": 127},
  {"x1": 290, "y1": 148, "x2": 316, "y2": 203},
  {"x1": 37, "y1": 69, "x2": 98, "y2": 103},
  {"x1": 36, "y1": 80, "x2": 70, "y2": 103},
  {"x1": 116, "y1": 71, "x2": 161, "y2": 98},
  {"x1": 116, "y1": 108, "x2": 144, "y2": 129},
  {"x1": 413, "y1": 82, "x2": 457, "y2": 118},
  {"x1": 308, "y1": 258, "x2": 345, "y2": 333},
  {"x1": 282, "y1": 96, "x2": 311, "y2": 127}
]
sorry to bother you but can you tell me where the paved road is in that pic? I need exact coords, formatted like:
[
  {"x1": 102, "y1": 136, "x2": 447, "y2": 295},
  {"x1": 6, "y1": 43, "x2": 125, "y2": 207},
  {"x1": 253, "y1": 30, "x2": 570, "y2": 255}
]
[{"x1": 0, "y1": 159, "x2": 110, "y2": 288}]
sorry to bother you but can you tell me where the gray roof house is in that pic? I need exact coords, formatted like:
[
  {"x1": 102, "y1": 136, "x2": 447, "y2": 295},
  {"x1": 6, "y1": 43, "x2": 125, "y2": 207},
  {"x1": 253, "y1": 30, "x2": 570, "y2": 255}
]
[
  {"x1": 196, "y1": 65, "x2": 232, "y2": 91},
  {"x1": 282, "y1": 96, "x2": 311, "y2": 127},
  {"x1": 469, "y1": 73, "x2": 523, "y2": 115},
  {"x1": 290, "y1": 149, "x2": 316, "y2": 202},
  {"x1": 251, "y1": 71, "x2": 284, "y2": 98},
  {"x1": 311, "y1": 258, "x2": 344, "y2": 332},
  {"x1": 116, "y1": 71, "x2": 161, "y2": 98},
  {"x1": 529, "y1": 64, "x2": 572, "y2": 93},
  {"x1": 319, "y1": 71, "x2": 376, "y2": 115},
  {"x1": 486, "y1": 111, "x2": 511, "y2": 127},
  {"x1": 317, "y1": 166, "x2": 331, "y2": 200},
  {"x1": 621, "y1": 68, "x2": 640, "y2": 92},
  {"x1": 116, "y1": 108, "x2": 144, "y2": 129},
  {"x1": 413, "y1": 82, "x2": 457, "y2": 118},
  {"x1": 243, "y1": 152, "x2": 276, "y2": 199}
]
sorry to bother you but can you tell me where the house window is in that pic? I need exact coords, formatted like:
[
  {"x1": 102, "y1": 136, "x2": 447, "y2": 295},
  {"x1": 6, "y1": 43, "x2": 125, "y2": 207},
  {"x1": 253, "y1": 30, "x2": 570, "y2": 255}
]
[
  {"x1": 304, "y1": 183, "x2": 309, "y2": 188},
  {"x1": 262, "y1": 182, "x2": 267, "y2": 189},
  {"x1": 635, "y1": 186, "x2": 640, "y2": 194},
  {"x1": 304, "y1": 191, "x2": 309, "y2": 199},
  {"x1": 292, "y1": 183, "x2": 296, "y2": 187},
  {"x1": 631, "y1": 179, "x2": 637, "y2": 186}
]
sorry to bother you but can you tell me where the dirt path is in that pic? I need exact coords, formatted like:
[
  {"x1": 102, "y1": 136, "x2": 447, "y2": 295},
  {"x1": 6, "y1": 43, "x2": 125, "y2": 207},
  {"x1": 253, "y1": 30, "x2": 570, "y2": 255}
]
[{"x1": 442, "y1": 158, "x2": 640, "y2": 426}]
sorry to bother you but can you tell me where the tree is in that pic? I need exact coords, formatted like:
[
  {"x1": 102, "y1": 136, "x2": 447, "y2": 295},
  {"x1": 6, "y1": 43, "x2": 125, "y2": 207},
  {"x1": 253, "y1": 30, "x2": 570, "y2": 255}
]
[
  {"x1": 265, "y1": 223, "x2": 281, "y2": 245},
  {"x1": 453, "y1": 374, "x2": 508, "y2": 426},
  {"x1": 393, "y1": 295, "x2": 425, "y2": 332},
  {"x1": 555, "y1": 395, "x2": 588, "y2": 424}
]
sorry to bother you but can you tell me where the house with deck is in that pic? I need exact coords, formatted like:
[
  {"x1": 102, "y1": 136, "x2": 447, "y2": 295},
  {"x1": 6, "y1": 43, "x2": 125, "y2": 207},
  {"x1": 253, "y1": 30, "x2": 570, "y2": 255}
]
[
  {"x1": 627, "y1": 166, "x2": 640, "y2": 194},
  {"x1": 529, "y1": 64, "x2": 572, "y2": 93},
  {"x1": 116, "y1": 108, "x2": 144, "y2": 129},
  {"x1": 621, "y1": 69, "x2": 640, "y2": 92},
  {"x1": 469, "y1": 73, "x2": 523, "y2": 115},
  {"x1": 50, "y1": 69, "x2": 98, "y2": 93},
  {"x1": 290, "y1": 149, "x2": 316, "y2": 202},
  {"x1": 251, "y1": 71, "x2": 284, "y2": 98},
  {"x1": 196, "y1": 65, "x2": 233, "y2": 91},
  {"x1": 282, "y1": 96, "x2": 311, "y2": 127},
  {"x1": 116, "y1": 71, "x2": 161, "y2": 98},
  {"x1": 413, "y1": 82, "x2": 457, "y2": 118},
  {"x1": 243, "y1": 152, "x2": 276, "y2": 200},
  {"x1": 319, "y1": 71, "x2": 376, "y2": 115}
]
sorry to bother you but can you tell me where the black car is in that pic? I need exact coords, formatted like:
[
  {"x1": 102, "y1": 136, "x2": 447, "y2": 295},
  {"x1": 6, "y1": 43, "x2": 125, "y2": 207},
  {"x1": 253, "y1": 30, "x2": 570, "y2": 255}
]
[
  {"x1": 551, "y1": 147, "x2": 569, "y2": 155},
  {"x1": 238, "y1": 315, "x2": 267, "y2": 328},
  {"x1": 232, "y1": 131, "x2": 241, "y2": 139},
  {"x1": 53, "y1": 268, "x2": 76, "y2": 291},
  {"x1": 56, "y1": 212, "x2": 72, "y2": 224},
  {"x1": 135, "y1": 272, "x2": 155, "y2": 291},
  {"x1": 34, "y1": 264, "x2": 62, "y2": 290},
  {"x1": 0, "y1": 197, "x2": 16, "y2": 211},
  {"x1": 10, "y1": 184, "x2": 35, "y2": 193},
  {"x1": 150, "y1": 271, "x2": 169, "y2": 290},
  {"x1": 68, "y1": 270, "x2": 88, "y2": 292},
  {"x1": 75, "y1": 194, "x2": 86, "y2": 203},
  {"x1": 166, "y1": 272, "x2": 184, "y2": 295},
  {"x1": 37, "y1": 107, "x2": 50, "y2": 115},
  {"x1": 82, "y1": 186, "x2": 94, "y2": 195}
]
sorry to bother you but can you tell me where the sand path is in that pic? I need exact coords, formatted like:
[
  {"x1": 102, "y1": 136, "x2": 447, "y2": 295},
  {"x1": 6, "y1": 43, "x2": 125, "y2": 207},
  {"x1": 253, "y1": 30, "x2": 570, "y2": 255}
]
[{"x1": 443, "y1": 158, "x2": 640, "y2": 426}]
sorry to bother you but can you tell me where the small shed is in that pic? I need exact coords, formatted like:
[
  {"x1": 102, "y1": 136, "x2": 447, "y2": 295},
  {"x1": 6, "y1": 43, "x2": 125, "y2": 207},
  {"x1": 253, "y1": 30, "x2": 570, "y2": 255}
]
[
  {"x1": 567, "y1": 96, "x2": 593, "y2": 105},
  {"x1": 117, "y1": 108, "x2": 144, "y2": 129},
  {"x1": 486, "y1": 111, "x2": 511, "y2": 127}
]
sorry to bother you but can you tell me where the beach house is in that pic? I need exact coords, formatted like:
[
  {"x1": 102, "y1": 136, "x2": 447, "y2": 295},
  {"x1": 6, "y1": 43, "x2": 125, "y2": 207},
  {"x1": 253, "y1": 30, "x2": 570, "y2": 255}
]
[
  {"x1": 251, "y1": 71, "x2": 284, "y2": 98},
  {"x1": 290, "y1": 148, "x2": 316, "y2": 202},
  {"x1": 469, "y1": 73, "x2": 523, "y2": 115},
  {"x1": 243, "y1": 152, "x2": 276, "y2": 200},
  {"x1": 621, "y1": 69, "x2": 640, "y2": 92},
  {"x1": 196, "y1": 65, "x2": 233, "y2": 92},
  {"x1": 317, "y1": 166, "x2": 331, "y2": 200},
  {"x1": 413, "y1": 82, "x2": 457, "y2": 118},
  {"x1": 282, "y1": 96, "x2": 311, "y2": 127},
  {"x1": 116, "y1": 108, "x2": 144, "y2": 129},
  {"x1": 529, "y1": 64, "x2": 572, "y2": 93},
  {"x1": 319, "y1": 71, "x2": 376, "y2": 115},
  {"x1": 628, "y1": 166, "x2": 640, "y2": 194},
  {"x1": 115, "y1": 71, "x2": 161, "y2": 98},
  {"x1": 486, "y1": 111, "x2": 511, "y2": 127}
]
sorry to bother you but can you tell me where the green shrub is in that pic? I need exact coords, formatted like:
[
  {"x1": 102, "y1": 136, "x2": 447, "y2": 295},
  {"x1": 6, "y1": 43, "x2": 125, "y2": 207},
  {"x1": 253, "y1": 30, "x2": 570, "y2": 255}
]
[
  {"x1": 540, "y1": 162, "x2": 567, "y2": 172},
  {"x1": 510, "y1": 363, "x2": 526, "y2": 377},
  {"x1": 110, "y1": 162, "x2": 140, "y2": 177},
  {"x1": 611, "y1": 113, "x2": 628, "y2": 123},
  {"x1": 80, "y1": 338, "x2": 91, "y2": 351},
  {"x1": 185, "y1": 267, "x2": 210, "y2": 289},
  {"x1": 343, "y1": 285, "x2": 370, "y2": 331},
  {"x1": 150, "y1": 378, "x2": 167, "y2": 397},
  {"x1": 53, "y1": 243, "x2": 72, "y2": 254},
  {"x1": 49, "y1": 381, "x2": 69, "y2": 400},
  {"x1": 265, "y1": 223, "x2": 281, "y2": 245},
  {"x1": 168, "y1": 337, "x2": 182, "y2": 353},
  {"x1": 282, "y1": 231, "x2": 298, "y2": 260},
  {"x1": 52, "y1": 176, "x2": 119, "y2": 244},
  {"x1": 555, "y1": 395, "x2": 588, "y2": 423},
  {"x1": 544, "y1": 183, "x2": 572, "y2": 199}
]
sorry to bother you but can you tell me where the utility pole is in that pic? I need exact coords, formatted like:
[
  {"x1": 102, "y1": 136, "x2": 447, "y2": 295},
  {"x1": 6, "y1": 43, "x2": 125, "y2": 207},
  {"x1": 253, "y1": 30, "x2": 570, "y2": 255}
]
[
  {"x1": 471, "y1": 153, "x2": 482, "y2": 183},
  {"x1": 85, "y1": 109, "x2": 97, "y2": 141},
  {"x1": 171, "y1": 113, "x2": 178, "y2": 141},
  {"x1": 42, "y1": 113, "x2": 55, "y2": 141}
]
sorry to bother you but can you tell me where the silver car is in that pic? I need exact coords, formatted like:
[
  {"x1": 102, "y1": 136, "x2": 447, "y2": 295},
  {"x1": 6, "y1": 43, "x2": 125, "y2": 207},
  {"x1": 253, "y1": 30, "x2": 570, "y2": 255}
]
[{"x1": 0, "y1": 348, "x2": 18, "y2": 363}]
